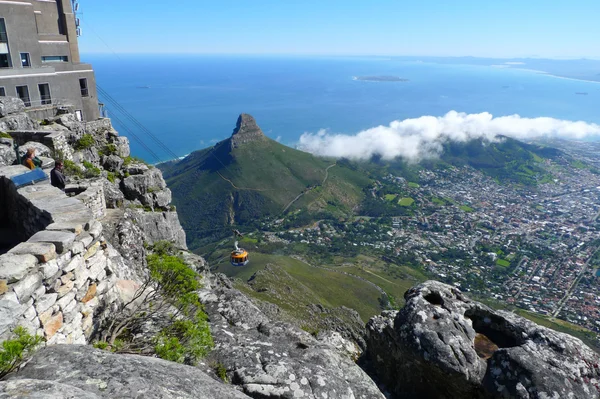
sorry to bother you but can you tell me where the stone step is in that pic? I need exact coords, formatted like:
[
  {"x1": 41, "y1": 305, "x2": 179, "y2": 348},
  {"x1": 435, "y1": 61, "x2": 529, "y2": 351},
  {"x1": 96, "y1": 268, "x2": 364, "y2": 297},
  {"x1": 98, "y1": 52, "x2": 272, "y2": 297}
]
[{"x1": 28, "y1": 230, "x2": 76, "y2": 254}]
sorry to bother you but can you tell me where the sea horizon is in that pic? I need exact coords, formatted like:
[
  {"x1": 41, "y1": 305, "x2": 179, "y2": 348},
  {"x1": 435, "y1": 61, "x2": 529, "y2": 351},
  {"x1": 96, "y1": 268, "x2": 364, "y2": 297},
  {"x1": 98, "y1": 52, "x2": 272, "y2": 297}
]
[{"x1": 85, "y1": 54, "x2": 600, "y2": 162}]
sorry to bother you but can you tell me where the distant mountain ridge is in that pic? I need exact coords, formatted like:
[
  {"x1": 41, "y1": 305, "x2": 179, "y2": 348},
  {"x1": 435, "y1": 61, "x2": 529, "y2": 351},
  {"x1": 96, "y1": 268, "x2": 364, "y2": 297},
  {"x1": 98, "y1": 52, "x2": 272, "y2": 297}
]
[{"x1": 159, "y1": 114, "x2": 370, "y2": 249}]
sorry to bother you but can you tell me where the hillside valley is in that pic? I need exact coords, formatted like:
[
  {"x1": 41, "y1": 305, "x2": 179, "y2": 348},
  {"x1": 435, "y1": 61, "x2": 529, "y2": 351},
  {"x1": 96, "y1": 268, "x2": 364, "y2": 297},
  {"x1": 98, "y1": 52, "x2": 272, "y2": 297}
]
[{"x1": 164, "y1": 115, "x2": 600, "y2": 351}]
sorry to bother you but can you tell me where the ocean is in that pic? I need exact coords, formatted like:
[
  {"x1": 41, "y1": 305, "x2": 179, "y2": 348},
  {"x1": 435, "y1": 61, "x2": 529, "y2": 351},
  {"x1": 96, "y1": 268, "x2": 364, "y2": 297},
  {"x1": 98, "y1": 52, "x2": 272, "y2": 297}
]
[{"x1": 84, "y1": 54, "x2": 600, "y2": 162}]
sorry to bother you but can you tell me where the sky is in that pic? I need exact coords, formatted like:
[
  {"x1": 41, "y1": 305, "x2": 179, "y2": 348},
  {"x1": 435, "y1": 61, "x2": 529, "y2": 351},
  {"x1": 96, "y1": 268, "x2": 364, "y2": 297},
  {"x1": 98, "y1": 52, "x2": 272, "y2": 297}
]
[{"x1": 77, "y1": 0, "x2": 600, "y2": 58}]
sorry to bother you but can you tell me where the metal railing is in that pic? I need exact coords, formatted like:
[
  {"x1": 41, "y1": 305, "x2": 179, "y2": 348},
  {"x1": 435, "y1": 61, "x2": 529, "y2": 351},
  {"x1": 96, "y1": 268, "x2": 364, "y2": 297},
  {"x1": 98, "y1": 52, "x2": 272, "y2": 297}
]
[{"x1": 80, "y1": 87, "x2": 89, "y2": 97}]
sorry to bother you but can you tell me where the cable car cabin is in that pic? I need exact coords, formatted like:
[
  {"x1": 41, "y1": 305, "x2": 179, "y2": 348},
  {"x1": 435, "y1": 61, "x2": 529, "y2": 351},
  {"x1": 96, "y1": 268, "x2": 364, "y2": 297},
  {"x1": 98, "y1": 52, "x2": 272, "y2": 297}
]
[{"x1": 230, "y1": 248, "x2": 249, "y2": 266}]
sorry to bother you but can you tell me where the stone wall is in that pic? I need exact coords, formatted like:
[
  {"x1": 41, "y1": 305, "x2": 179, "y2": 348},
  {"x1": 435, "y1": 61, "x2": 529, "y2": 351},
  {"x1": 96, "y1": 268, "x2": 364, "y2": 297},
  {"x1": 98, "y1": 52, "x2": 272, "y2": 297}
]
[{"x1": 0, "y1": 165, "x2": 123, "y2": 344}]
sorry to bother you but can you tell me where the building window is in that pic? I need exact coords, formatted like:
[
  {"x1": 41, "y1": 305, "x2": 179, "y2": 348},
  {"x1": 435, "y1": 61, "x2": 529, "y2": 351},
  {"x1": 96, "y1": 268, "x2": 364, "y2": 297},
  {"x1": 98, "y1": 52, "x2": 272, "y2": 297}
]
[
  {"x1": 41, "y1": 55, "x2": 68, "y2": 63},
  {"x1": 79, "y1": 78, "x2": 88, "y2": 97},
  {"x1": 20, "y1": 52, "x2": 30, "y2": 67},
  {"x1": 0, "y1": 19, "x2": 11, "y2": 68},
  {"x1": 75, "y1": 110, "x2": 83, "y2": 121},
  {"x1": 0, "y1": 87, "x2": 5, "y2": 96},
  {"x1": 38, "y1": 83, "x2": 51, "y2": 105},
  {"x1": 16, "y1": 85, "x2": 31, "y2": 107}
]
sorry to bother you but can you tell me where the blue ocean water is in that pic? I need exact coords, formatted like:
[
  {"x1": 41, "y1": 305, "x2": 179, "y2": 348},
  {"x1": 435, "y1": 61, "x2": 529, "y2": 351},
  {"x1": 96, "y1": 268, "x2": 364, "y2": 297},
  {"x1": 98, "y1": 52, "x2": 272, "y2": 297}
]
[{"x1": 85, "y1": 55, "x2": 600, "y2": 162}]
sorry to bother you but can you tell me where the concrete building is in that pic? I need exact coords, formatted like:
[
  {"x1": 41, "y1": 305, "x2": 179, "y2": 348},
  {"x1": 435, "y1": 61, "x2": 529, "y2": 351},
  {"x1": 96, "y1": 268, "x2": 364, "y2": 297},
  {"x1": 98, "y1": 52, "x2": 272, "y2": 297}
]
[{"x1": 0, "y1": 0, "x2": 98, "y2": 121}]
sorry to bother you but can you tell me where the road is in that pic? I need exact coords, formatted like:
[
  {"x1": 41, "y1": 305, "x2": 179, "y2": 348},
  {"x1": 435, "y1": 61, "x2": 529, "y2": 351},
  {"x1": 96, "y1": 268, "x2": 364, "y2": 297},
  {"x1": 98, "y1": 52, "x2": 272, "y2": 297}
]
[
  {"x1": 281, "y1": 163, "x2": 336, "y2": 214},
  {"x1": 551, "y1": 246, "x2": 600, "y2": 317}
]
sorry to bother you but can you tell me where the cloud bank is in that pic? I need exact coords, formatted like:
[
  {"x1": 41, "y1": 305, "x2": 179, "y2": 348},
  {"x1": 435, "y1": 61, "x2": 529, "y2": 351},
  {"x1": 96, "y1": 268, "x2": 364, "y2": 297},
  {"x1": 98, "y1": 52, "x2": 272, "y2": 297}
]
[{"x1": 297, "y1": 111, "x2": 600, "y2": 161}]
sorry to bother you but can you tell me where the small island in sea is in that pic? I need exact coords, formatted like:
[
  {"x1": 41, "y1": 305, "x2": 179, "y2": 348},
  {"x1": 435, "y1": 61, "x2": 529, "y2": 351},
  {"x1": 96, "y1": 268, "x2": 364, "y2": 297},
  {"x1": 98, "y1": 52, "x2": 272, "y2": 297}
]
[{"x1": 354, "y1": 75, "x2": 409, "y2": 82}]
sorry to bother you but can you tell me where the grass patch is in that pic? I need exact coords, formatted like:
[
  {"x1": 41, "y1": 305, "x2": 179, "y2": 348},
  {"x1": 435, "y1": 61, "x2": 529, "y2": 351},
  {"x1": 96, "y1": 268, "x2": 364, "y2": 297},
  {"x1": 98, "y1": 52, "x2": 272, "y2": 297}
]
[
  {"x1": 407, "y1": 182, "x2": 420, "y2": 188},
  {"x1": 384, "y1": 194, "x2": 398, "y2": 202},
  {"x1": 496, "y1": 259, "x2": 511, "y2": 267},
  {"x1": 460, "y1": 205, "x2": 474, "y2": 212},
  {"x1": 398, "y1": 197, "x2": 414, "y2": 207},
  {"x1": 74, "y1": 134, "x2": 95, "y2": 150},
  {"x1": 571, "y1": 160, "x2": 587, "y2": 169},
  {"x1": 0, "y1": 132, "x2": 11, "y2": 139}
]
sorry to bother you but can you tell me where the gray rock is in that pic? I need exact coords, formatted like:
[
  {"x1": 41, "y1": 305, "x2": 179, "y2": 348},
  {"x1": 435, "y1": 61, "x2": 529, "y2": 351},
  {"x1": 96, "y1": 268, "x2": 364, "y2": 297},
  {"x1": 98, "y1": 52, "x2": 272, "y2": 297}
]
[
  {"x1": 121, "y1": 168, "x2": 167, "y2": 206},
  {"x1": 230, "y1": 113, "x2": 267, "y2": 149},
  {"x1": 129, "y1": 209, "x2": 187, "y2": 249},
  {"x1": 102, "y1": 178, "x2": 124, "y2": 209},
  {"x1": 113, "y1": 136, "x2": 130, "y2": 158},
  {"x1": 34, "y1": 293, "x2": 58, "y2": 315},
  {"x1": 0, "y1": 143, "x2": 15, "y2": 167},
  {"x1": 0, "y1": 254, "x2": 38, "y2": 283},
  {"x1": 0, "y1": 292, "x2": 25, "y2": 336},
  {"x1": 0, "y1": 378, "x2": 101, "y2": 399},
  {"x1": 101, "y1": 154, "x2": 123, "y2": 172},
  {"x1": 4, "y1": 345, "x2": 251, "y2": 399},
  {"x1": 28, "y1": 231, "x2": 76, "y2": 254},
  {"x1": 201, "y1": 275, "x2": 385, "y2": 399},
  {"x1": 56, "y1": 114, "x2": 84, "y2": 139},
  {"x1": 0, "y1": 97, "x2": 25, "y2": 117},
  {"x1": 19, "y1": 142, "x2": 53, "y2": 158},
  {"x1": 9, "y1": 242, "x2": 56, "y2": 263},
  {"x1": 12, "y1": 273, "x2": 42, "y2": 302},
  {"x1": 0, "y1": 113, "x2": 35, "y2": 131},
  {"x1": 365, "y1": 280, "x2": 600, "y2": 399}
]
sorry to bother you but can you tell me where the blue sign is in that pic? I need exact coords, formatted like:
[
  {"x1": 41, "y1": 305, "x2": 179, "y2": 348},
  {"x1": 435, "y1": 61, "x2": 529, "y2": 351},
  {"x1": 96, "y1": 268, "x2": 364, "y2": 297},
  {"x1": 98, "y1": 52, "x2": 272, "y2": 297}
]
[{"x1": 10, "y1": 168, "x2": 48, "y2": 188}]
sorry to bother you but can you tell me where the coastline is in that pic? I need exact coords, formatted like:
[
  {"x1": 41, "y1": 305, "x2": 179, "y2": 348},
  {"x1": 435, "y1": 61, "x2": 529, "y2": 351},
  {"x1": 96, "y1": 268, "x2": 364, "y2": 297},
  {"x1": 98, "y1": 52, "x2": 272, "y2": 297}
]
[{"x1": 502, "y1": 66, "x2": 600, "y2": 85}]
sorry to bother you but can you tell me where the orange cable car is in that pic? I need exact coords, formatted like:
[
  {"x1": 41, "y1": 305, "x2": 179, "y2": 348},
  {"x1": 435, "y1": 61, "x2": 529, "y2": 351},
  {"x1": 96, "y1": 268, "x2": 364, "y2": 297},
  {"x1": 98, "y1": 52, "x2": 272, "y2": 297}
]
[{"x1": 230, "y1": 229, "x2": 249, "y2": 266}]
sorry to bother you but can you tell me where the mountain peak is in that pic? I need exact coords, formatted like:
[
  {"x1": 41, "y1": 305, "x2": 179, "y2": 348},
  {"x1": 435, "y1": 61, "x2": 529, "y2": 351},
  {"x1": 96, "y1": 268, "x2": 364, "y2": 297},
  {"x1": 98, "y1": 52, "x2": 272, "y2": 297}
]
[{"x1": 231, "y1": 113, "x2": 266, "y2": 147}]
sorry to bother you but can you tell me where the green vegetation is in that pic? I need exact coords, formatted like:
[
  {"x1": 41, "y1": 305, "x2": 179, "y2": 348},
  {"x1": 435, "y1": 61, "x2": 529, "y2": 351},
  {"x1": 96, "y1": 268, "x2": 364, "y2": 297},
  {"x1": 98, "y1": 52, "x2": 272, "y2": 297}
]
[
  {"x1": 99, "y1": 143, "x2": 118, "y2": 157},
  {"x1": 97, "y1": 242, "x2": 213, "y2": 365},
  {"x1": 407, "y1": 182, "x2": 420, "y2": 188},
  {"x1": 123, "y1": 156, "x2": 149, "y2": 166},
  {"x1": 398, "y1": 197, "x2": 415, "y2": 206},
  {"x1": 161, "y1": 136, "x2": 371, "y2": 250},
  {"x1": 571, "y1": 160, "x2": 587, "y2": 169},
  {"x1": 106, "y1": 171, "x2": 116, "y2": 183},
  {"x1": 384, "y1": 194, "x2": 397, "y2": 201},
  {"x1": 0, "y1": 327, "x2": 43, "y2": 378},
  {"x1": 74, "y1": 134, "x2": 95, "y2": 150},
  {"x1": 63, "y1": 160, "x2": 83, "y2": 178},
  {"x1": 496, "y1": 259, "x2": 511, "y2": 267},
  {"x1": 83, "y1": 161, "x2": 101, "y2": 178},
  {"x1": 460, "y1": 205, "x2": 474, "y2": 212},
  {"x1": 214, "y1": 363, "x2": 228, "y2": 383},
  {"x1": 0, "y1": 132, "x2": 11, "y2": 139}
]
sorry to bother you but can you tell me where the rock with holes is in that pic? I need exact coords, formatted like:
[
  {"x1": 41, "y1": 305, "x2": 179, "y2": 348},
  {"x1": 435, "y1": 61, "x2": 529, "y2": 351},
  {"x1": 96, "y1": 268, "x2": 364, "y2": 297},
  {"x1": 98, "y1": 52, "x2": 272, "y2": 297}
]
[
  {"x1": 365, "y1": 280, "x2": 600, "y2": 399},
  {"x1": 200, "y1": 274, "x2": 385, "y2": 399}
]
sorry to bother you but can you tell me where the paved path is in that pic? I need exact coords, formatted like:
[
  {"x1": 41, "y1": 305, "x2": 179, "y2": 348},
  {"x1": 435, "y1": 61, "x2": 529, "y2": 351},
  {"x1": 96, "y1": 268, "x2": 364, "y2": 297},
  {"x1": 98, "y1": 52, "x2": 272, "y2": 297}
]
[{"x1": 281, "y1": 163, "x2": 336, "y2": 214}]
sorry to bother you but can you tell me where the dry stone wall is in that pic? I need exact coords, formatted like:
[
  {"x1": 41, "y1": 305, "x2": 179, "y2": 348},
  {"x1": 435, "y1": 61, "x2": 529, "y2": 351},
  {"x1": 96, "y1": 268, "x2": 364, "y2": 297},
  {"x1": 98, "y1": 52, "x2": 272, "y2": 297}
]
[{"x1": 0, "y1": 165, "x2": 127, "y2": 344}]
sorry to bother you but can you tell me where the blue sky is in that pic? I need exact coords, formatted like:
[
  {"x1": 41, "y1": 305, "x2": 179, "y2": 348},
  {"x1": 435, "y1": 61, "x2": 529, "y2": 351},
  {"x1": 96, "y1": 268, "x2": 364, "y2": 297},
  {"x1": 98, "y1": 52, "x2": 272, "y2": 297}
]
[{"x1": 78, "y1": 0, "x2": 600, "y2": 58}]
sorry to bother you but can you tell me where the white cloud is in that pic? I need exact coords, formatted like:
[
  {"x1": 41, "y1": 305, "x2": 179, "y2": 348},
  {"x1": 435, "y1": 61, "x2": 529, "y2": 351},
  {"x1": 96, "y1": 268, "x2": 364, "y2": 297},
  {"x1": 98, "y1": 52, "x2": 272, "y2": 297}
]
[{"x1": 297, "y1": 111, "x2": 600, "y2": 161}]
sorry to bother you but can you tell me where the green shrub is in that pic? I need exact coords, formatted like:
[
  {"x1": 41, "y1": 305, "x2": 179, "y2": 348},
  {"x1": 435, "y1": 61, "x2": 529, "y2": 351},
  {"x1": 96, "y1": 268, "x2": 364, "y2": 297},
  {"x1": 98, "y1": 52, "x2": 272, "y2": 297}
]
[
  {"x1": 93, "y1": 341, "x2": 109, "y2": 350},
  {"x1": 214, "y1": 363, "x2": 228, "y2": 382},
  {"x1": 123, "y1": 156, "x2": 149, "y2": 166},
  {"x1": 39, "y1": 119, "x2": 52, "y2": 126},
  {"x1": 63, "y1": 160, "x2": 83, "y2": 178},
  {"x1": 82, "y1": 161, "x2": 101, "y2": 178},
  {"x1": 75, "y1": 134, "x2": 95, "y2": 150},
  {"x1": 0, "y1": 327, "x2": 43, "y2": 378},
  {"x1": 100, "y1": 252, "x2": 213, "y2": 363},
  {"x1": 106, "y1": 171, "x2": 116, "y2": 183},
  {"x1": 0, "y1": 132, "x2": 11, "y2": 139}
]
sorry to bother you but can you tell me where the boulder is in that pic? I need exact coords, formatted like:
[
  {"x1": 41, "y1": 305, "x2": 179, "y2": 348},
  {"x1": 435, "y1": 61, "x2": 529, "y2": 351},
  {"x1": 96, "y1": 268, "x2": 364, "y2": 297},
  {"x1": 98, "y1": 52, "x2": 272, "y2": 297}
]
[
  {"x1": 129, "y1": 209, "x2": 187, "y2": 249},
  {"x1": 200, "y1": 275, "x2": 385, "y2": 399},
  {"x1": 0, "y1": 97, "x2": 25, "y2": 117},
  {"x1": 19, "y1": 142, "x2": 53, "y2": 158},
  {"x1": 121, "y1": 168, "x2": 167, "y2": 203},
  {"x1": 365, "y1": 280, "x2": 600, "y2": 399},
  {"x1": 56, "y1": 113, "x2": 84, "y2": 140},
  {"x1": 3, "y1": 345, "x2": 251, "y2": 399},
  {"x1": 113, "y1": 136, "x2": 130, "y2": 158},
  {"x1": 0, "y1": 142, "x2": 15, "y2": 167},
  {"x1": 101, "y1": 178, "x2": 124, "y2": 208},
  {"x1": 0, "y1": 113, "x2": 35, "y2": 131},
  {"x1": 102, "y1": 154, "x2": 123, "y2": 172}
]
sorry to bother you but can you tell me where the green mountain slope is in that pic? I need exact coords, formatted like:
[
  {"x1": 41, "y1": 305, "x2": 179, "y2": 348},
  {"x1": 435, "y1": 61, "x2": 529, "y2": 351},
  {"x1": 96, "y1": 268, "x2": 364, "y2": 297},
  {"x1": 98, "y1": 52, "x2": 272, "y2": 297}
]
[{"x1": 160, "y1": 114, "x2": 371, "y2": 249}]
